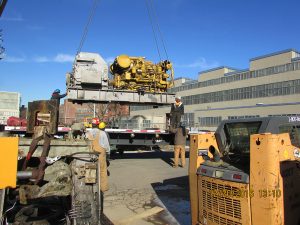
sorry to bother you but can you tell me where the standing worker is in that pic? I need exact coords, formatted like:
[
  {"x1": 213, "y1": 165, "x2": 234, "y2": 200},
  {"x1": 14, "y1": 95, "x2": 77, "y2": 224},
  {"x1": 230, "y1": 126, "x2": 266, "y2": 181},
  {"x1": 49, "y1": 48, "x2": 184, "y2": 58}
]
[
  {"x1": 170, "y1": 96, "x2": 184, "y2": 128},
  {"x1": 86, "y1": 118, "x2": 109, "y2": 192},
  {"x1": 169, "y1": 124, "x2": 189, "y2": 168},
  {"x1": 51, "y1": 89, "x2": 67, "y2": 103}
]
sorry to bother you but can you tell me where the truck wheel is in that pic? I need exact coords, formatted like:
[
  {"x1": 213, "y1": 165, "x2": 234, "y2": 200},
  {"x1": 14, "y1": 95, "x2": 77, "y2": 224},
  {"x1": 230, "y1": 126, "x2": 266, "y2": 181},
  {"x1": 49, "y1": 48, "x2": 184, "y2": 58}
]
[{"x1": 71, "y1": 157, "x2": 101, "y2": 225}]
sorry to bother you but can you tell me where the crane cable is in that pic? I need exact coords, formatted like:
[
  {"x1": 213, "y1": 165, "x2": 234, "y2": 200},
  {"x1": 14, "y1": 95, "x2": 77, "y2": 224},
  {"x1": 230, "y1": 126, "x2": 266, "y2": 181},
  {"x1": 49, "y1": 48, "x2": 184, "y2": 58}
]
[
  {"x1": 145, "y1": 0, "x2": 173, "y2": 86},
  {"x1": 71, "y1": 0, "x2": 100, "y2": 80},
  {"x1": 145, "y1": 0, "x2": 162, "y2": 61},
  {"x1": 148, "y1": 0, "x2": 169, "y2": 61},
  {"x1": 77, "y1": 0, "x2": 100, "y2": 55}
]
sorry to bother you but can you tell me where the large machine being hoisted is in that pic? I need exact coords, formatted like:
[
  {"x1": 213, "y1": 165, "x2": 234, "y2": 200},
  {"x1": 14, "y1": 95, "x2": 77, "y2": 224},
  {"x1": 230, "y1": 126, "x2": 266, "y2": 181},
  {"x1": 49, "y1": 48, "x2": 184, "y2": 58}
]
[
  {"x1": 109, "y1": 55, "x2": 174, "y2": 93},
  {"x1": 66, "y1": 52, "x2": 175, "y2": 105}
]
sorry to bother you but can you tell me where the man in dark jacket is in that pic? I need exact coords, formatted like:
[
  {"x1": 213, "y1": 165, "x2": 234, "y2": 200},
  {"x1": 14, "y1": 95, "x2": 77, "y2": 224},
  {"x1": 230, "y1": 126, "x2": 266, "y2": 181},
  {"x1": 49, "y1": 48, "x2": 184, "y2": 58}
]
[
  {"x1": 169, "y1": 125, "x2": 189, "y2": 168},
  {"x1": 170, "y1": 96, "x2": 184, "y2": 128},
  {"x1": 51, "y1": 89, "x2": 67, "y2": 104}
]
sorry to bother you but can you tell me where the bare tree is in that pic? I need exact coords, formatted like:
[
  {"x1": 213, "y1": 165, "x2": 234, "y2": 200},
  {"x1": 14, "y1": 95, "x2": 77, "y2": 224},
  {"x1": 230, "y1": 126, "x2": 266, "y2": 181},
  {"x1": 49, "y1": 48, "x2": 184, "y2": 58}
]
[{"x1": 84, "y1": 103, "x2": 129, "y2": 127}]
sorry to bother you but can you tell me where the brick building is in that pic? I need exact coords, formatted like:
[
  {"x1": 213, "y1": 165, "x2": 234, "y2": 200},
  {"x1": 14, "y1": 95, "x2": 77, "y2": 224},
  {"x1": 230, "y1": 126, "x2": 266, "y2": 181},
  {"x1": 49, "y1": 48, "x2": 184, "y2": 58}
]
[{"x1": 59, "y1": 100, "x2": 129, "y2": 127}]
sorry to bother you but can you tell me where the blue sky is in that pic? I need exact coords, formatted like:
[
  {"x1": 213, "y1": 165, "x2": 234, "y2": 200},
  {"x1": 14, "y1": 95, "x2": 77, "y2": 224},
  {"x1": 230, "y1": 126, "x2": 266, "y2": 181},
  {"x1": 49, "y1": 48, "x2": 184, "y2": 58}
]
[{"x1": 1, "y1": 0, "x2": 300, "y2": 105}]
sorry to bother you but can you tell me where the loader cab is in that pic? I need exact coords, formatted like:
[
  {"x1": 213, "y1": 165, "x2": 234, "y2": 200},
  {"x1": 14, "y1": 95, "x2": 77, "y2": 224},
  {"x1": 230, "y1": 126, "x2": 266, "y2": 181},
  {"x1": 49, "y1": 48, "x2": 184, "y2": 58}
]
[{"x1": 214, "y1": 116, "x2": 300, "y2": 172}]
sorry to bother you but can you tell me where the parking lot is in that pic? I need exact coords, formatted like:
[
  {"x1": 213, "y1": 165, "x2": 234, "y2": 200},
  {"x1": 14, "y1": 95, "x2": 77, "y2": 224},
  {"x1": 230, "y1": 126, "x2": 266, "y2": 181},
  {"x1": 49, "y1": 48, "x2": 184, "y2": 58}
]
[{"x1": 102, "y1": 148, "x2": 191, "y2": 225}]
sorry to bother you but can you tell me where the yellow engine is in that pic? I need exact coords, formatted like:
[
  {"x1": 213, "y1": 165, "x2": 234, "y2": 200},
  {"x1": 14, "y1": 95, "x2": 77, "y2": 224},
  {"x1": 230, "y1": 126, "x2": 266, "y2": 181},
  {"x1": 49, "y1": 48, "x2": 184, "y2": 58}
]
[{"x1": 109, "y1": 55, "x2": 174, "y2": 93}]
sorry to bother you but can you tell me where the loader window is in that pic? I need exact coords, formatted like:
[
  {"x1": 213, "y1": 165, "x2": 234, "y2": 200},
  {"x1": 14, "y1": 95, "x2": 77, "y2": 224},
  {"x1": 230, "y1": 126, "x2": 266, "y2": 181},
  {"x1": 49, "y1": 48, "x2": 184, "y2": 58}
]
[
  {"x1": 224, "y1": 122, "x2": 261, "y2": 162},
  {"x1": 279, "y1": 125, "x2": 300, "y2": 147}
]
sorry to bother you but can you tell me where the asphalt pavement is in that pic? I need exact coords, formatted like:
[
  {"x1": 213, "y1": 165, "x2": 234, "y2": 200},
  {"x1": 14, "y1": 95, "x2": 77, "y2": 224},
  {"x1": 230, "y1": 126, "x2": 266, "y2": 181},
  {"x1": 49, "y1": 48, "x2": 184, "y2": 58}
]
[{"x1": 101, "y1": 148, "x2": 191, "y2": 225}]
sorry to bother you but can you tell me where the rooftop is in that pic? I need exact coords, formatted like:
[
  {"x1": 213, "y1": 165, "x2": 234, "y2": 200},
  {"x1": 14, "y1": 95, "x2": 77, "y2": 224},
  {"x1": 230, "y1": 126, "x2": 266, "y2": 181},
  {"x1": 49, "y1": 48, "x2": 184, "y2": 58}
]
[
  {"x1": 198, "y1": 66, "x2": 239, "y2": 75},
  {"x1": 250, "y1": 48, "x2": 300, "y2": 61}
]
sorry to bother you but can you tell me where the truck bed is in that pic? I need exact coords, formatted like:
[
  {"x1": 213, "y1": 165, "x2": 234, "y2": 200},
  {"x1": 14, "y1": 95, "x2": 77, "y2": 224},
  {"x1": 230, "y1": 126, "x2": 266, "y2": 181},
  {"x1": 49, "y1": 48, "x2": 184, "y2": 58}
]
[{"x1": 67, "y1": 87, "x2": 175, "y2": 105}]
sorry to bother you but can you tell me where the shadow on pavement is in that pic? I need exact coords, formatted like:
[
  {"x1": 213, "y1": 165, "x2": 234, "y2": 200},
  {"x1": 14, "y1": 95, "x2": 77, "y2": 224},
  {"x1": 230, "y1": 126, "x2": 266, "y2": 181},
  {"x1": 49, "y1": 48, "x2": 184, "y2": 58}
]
[
  {"x1": 151, "y1": 176, "x2": 191, "y2": 225},
  {"x1": 101, "y1": 213, "x2": 114, "y2": 225}
]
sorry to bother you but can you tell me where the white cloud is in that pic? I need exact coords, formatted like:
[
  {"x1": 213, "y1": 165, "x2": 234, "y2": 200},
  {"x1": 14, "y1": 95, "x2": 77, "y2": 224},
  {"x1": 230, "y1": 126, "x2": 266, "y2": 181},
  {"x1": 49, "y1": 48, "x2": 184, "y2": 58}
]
[
  {"x1": 54, "y1": 54, "x2": 74, "y2": 63},
  {"x1": 175, "y1": 58, "x2": 219, "y2": 70},
  {"x1": 3, "y1": 53, "x2": 74, "y2": 63},
  {"x1": 34, "y1": 56, "x2": 49, "y2": 63},
  {"x1": 2, "y1": 54, "x2": 26, "y2": 62},
  {"x1": 32, "y1": 54, "x2": 74, "y2": 63}
]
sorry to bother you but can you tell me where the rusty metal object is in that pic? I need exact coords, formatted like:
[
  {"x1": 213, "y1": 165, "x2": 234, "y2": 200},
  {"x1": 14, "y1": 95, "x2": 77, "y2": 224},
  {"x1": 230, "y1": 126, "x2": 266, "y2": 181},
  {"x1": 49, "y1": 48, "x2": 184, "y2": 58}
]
[
  {"x1": 26, "y1": 100, "x2": 59, "y2": 134},
  {"x1": 75, "y1": 163, "x2": 97, "y2": 184},
  {"x1": 84, "y1": 163, "x2": 97, "y2": 184}
]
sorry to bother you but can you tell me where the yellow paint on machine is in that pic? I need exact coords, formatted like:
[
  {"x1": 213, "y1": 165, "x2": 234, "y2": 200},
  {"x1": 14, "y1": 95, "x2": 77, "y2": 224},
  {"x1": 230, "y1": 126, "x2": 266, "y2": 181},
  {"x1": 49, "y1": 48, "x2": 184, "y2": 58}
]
[{"x1": 0, "y1": 137, "x2": 18, "y2": 189}]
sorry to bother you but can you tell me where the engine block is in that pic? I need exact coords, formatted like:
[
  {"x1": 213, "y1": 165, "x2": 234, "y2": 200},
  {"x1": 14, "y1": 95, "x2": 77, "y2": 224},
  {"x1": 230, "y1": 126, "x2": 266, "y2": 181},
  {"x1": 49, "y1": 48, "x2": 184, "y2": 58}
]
[{"x1": 109, "y1": 55, "x2": 174, "y2": 93}]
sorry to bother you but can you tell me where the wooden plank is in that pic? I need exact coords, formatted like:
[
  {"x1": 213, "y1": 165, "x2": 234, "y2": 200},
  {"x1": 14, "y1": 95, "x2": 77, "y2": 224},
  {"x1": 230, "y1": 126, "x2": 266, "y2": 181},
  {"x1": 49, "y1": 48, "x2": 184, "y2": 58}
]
[{"x1": 115, "y1": 206, "x2": 164, "y2": 225}]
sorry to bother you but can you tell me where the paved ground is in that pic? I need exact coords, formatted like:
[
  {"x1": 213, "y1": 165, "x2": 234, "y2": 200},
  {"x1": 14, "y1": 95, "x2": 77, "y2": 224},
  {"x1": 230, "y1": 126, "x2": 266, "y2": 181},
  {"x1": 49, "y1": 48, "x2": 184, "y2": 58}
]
[{"x1": 101, "y1": 149, "x2": 191, "y2": 225}]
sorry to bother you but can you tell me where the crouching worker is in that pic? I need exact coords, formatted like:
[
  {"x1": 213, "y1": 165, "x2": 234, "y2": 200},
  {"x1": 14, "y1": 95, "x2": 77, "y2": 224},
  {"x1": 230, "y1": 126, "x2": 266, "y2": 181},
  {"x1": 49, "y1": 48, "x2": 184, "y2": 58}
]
[{"x1": 86, "y1": 118, "x2": 109, "y2": 192}]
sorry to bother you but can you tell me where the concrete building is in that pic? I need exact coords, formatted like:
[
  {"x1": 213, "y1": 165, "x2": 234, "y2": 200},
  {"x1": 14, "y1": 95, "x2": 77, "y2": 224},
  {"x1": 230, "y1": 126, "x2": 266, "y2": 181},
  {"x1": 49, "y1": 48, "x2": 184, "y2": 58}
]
[
  {"x1": 131, "y1": 49, "x2": 300, "y2": 130},
  {"x1": 0, "y1": 91, "x2": 21, "y2": 125}
]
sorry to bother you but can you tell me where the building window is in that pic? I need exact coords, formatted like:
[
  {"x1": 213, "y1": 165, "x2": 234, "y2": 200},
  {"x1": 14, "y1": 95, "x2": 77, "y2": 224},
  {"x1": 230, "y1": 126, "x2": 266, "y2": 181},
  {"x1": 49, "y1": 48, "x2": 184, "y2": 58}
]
[
  {"x1": 198, "y1": 116, "x2": 222, "y2": 127},
  {"x1": 181, "y1": 79, "x2": 300, "y2": 106},
  {"x1": 169, "y1": 60, "x2": 300, "y2": 93},
  {"x1": 228, "y1": 115, "x2": 260, "y2": 120},
  {"x1": 183, "y1": 113, "x2": 194, "y2": 126},
  {"x1": 142, "y1": 119, "x2": 151, "y2": 128}
]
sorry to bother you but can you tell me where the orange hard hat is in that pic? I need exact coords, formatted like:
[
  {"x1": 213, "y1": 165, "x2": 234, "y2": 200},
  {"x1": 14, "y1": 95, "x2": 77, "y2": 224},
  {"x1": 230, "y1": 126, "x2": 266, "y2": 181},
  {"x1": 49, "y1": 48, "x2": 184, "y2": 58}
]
[{"x1": 92, "y1": 118, "x2": 100, "y2": 125}]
